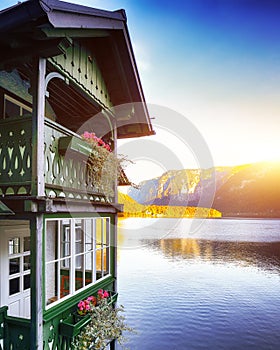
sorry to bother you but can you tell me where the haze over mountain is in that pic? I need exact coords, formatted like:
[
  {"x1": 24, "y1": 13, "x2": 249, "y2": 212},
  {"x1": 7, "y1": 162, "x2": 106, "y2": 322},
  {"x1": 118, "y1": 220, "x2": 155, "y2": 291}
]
[{"x1": 127, "y1": 162, "x2": 280, "y2": 218}]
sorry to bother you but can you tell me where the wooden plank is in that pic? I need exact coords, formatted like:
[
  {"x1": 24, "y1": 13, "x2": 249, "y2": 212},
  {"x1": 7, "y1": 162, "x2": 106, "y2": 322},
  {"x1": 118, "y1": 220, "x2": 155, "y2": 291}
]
[
  {"x1": 31, "y1": 57, "x2": 46, "y2": 197},
  {"x1": 30, "y1": 215, "x2": 44, "y2": 350}
]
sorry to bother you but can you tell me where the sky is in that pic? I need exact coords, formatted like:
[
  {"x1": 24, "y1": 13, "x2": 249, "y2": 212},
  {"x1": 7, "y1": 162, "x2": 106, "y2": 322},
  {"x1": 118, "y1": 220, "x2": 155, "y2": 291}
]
[{"x1": 1, "y1": 0, "x2": 280, "y2": 183}]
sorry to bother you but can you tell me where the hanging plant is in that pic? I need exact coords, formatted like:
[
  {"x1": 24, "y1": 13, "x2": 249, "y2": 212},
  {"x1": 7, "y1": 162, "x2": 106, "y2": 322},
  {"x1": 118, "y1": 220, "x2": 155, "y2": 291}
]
[
  {"x1": 82, "y1": 132, "x2": 131, "y2": 198},
  {"x1": 72, "y1": 289, "x2": 136, "y2": 350}
]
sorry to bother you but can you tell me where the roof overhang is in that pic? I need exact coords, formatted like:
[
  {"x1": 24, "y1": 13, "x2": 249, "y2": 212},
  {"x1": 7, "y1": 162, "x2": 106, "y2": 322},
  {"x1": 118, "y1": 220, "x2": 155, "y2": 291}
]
[{"x1": 0, "y1": 0, "x2": 155, "y2": 138}]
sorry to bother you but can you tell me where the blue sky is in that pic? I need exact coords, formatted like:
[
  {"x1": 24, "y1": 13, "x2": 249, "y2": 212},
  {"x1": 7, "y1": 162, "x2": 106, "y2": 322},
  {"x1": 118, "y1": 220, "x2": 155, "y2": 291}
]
[{"x1": 1, "y1": 0, "x2": 280, "y2": 181}]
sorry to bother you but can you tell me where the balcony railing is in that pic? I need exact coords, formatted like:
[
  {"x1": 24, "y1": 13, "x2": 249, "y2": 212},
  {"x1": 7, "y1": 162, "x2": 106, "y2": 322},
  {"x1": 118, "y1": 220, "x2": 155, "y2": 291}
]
[
  {"x1": 0, "y1": 306, "x2": 31, "y2": 350},
  {"x1": 0, "y1": 282, "x2": 117, "y2": 349},
  {"x1": 0, "y1": 117, "x2": 114, "y2": 202}
]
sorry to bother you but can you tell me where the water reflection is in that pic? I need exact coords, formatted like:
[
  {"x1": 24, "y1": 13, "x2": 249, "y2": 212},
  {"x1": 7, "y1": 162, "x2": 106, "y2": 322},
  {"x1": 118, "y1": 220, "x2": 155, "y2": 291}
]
[{"x1": 141, "y1": 238, "x2": 280, "y2": 273}]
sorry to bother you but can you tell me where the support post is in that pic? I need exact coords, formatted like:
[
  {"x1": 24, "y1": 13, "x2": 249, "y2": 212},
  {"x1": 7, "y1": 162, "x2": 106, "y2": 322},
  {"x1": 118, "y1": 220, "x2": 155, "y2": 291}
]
[
  {"x1": 30, "y1": 215, "x2": 44, "y2": 350},
  {"x1": 30, "y1": 56, "x2": 45, "y2": 349},
  {"x1": 31, "y1": 57, "x2": 46, "y2": 197},
  {"x1": 113, "y1": 120, "x2": 118, "y2": 293}
]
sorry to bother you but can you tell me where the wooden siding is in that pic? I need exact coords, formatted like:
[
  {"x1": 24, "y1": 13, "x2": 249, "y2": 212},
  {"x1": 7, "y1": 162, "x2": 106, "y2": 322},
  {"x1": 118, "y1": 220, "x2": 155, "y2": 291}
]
[{"x1": 50, "y1": 42, "x2": 112, "y2": 111}]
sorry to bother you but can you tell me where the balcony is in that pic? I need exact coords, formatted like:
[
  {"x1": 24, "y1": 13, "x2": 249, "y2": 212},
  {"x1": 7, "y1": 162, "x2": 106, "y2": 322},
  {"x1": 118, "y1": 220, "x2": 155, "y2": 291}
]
[
  {"x1": 0, "y1": 117, "x2": 114, "y2": 203},
  {"x1": 0, "y1": 282, "x2": 117, "y2": 350}
]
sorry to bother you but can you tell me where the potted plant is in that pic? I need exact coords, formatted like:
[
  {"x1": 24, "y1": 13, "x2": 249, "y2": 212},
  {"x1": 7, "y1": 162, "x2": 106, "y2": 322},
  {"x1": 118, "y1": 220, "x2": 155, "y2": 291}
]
[
  {"x1": 58, "y1": 131, "x2": 131, "y2": 198},
  {"x1": 71, "y1": 289, "x2": 135, "y2": 350},
  {"x1": 81, "y1": 132, "x2": 118, "y2": 198}
]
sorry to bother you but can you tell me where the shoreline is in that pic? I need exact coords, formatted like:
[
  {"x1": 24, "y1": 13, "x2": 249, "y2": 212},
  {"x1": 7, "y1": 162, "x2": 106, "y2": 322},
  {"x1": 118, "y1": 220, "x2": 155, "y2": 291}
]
[{"x1": 118, "y1": 215, "x2": 280, "y2": 221}]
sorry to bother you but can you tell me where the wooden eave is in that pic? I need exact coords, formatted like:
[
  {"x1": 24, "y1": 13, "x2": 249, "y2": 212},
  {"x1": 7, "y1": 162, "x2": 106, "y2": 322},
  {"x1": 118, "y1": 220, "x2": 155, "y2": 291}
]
[
  {"x1": 0, "y1": 0, "x2": 155, "y2": 139},
  {"x1": 1, "y1": 196, "x2": 123, "y2": 214}
]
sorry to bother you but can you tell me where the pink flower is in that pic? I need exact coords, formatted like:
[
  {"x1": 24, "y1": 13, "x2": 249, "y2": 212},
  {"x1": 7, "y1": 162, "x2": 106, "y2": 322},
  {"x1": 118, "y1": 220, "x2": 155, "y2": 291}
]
[
  {"x1": 97, "y1": 289, "x2": 104, "y2": 297},
  {"x1": 82, "y1": 131, "x2": 111, "y2": 152},
  {"x1": 78, "y1": 301, "x2": 85, "y2": 309},
  {"x1": 82, "y1": 131, "x2": 90, "y2": 138},
  {"x1": 103, "y1": 290, "x2": 109, "y2": 298},
  {"x1": 97, "y1": 289, "x2": 109, "y2": 299}
]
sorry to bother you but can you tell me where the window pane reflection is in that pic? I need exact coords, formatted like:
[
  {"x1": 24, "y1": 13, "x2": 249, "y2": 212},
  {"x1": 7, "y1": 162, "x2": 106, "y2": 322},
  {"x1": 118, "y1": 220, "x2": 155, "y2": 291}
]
[
  {"x1": 9, "y1": 278, "x2": 20, "y2": 295},
  {"x1": 9, "y1": 238, "x2": 20, "y2": 255}
]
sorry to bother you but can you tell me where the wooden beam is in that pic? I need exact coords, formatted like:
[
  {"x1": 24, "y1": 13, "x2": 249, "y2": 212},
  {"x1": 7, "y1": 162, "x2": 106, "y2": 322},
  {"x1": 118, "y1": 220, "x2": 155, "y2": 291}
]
[
  {"x1": 30, "y1": 215, "x2": 44, "y2": 350},
  {"x1": 31, "y1": 57, "x2": 46, "y2": 197}
]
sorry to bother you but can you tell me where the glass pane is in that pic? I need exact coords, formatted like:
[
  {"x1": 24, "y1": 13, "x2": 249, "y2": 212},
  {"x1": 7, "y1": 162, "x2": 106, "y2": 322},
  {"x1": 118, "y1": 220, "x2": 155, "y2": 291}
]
[
  {"x1": 103, "y1": 247, "x2": 109, "y2": 275},
  {"x1": 75, "y1": 269, "x2": 84, "y2": 291},
  {"x1": 75, "y1": 224, "x2": 82, "y2": 241},
  {"x1": 85, "y1": 252, "x2": 93, "y2": 272},
  {"x1": 61, "y1": 242, "x2": 70, "y2": 258},
  {"x1": 85, "y1": 252, "x2": 93, "y2": 285},
  {"x1": 96, "y1": 219, "x2": 102, "y2": 248},
  {"x1": 9, "y1": 257, "x2": 20, "y2": 275},
  {"x1": 85, "y1": 219, "x2": 93, "y2": 251},
  {"x1": 46, "y1": 261, "x2": 58, "y2": 305},
  {"x1": 75, "y1": 222, "x2": 83, "y2": 257},
  {"x1": 22, "y1": 108, "x2": 31, "y2": 117},
  {"x1": 9, "y1": 238, "x2": 20, "y2": 255},
  {"x1": 85, "y1": 276, "x2": 92, "y2": 286},
  {"x1": 75, "y1": 254, "x2": 83, "y2": 270},
  {"x1": 23, "y1": 237, "x2": 30, "y2": 252},
  {"x1": 5, "y1": 99, "x2": 20, "y2": 118},
  {"x1": 96, "y1": 250, "x2": 102, "y2": 278},
  {"x1": 104, "y1": 218, "x2": 109, "y2": 246},
  {"x1": 24, "y1": 256, "x2": 31, "y2": 271},
  {"x1": 85, "y1": 241, "x2": 92, "y2": 252},
  {"x1": 75, "y1": 241, "x2": 82, "y2": 254},
  {"x1": 60, "y1": 259, "x2": 70, "y2": 298},
  {"x1": 46, "y1": 221, "x2": 57, "y2": 262},
  {"x1": 61, "y1": 257, "x2": 70, "y2": 269},
  {"x1": 9, "y1": 277, "x2": 20, "y2": 295},
  {"x1": 61, "y1": 223, "x2": 70, "y2": 258},
  {"x1": 24, "y1": 274, "x2": 30, "y2": 290}
]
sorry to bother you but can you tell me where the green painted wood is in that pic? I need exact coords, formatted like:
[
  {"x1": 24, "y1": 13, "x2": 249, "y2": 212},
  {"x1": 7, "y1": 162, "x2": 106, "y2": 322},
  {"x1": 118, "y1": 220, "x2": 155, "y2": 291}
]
[
  {"x1": 4, "y1": 315, "x2": 31, "y2": 350},
  {"x1": 44, "y1": 119, "x2": 111, "y2": 201},
  {"x1": 58, "y1": 136, "x2": 92, "y2": 158},
  {"x1": 0, "y1": 117, "x2": 32, "y2": 195},
  {"x1": 42, "y1": 277, "x2": 115, "y2": 350},
  {"x1": 59, "y1": 313, "x2": 91, "y2": 338},
  {"x1": 0, "y1": 116, "x2": 114, "y2": 201},
  {"x1": 50, "y1": 42, "x2": 111, "y2": 110},
  {"x1": 0, "y1": 306, "x2": 8, "y2": 343}
]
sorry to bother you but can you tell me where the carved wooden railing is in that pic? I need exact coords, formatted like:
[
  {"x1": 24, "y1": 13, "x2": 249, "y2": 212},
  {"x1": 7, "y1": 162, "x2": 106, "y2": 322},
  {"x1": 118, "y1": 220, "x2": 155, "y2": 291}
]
[
  {"x1": 0, "y1": 117, "x2": 32, "y2": 196},
  {"x1": 43, "y1": 279, "x2": 116, "y2": 350},
  {"x1": 0, "y1": 306, "x2": 31, "y2": 350},
  {"x1": 0, "y1": 280, "x2": 116, "y2": 349},
  {"x1": 0, "y1": 117, "x2": 114, "y2": 202}
]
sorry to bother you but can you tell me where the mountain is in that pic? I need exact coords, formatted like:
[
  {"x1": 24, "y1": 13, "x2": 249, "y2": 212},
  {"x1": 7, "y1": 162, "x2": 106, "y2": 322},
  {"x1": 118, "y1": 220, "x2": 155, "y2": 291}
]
[
  {"x1": 127, "y1": 162, "x2": 280, "y2": 218},
  {"x1": 117, "y1": 192, "x2": 222, "y2": 218}
]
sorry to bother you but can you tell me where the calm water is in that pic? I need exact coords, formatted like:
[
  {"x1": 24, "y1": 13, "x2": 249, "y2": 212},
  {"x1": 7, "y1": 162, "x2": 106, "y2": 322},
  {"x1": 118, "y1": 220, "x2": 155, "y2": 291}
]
[{"x1": 116, "y1": 218, "x2": 280, "y2": 350}]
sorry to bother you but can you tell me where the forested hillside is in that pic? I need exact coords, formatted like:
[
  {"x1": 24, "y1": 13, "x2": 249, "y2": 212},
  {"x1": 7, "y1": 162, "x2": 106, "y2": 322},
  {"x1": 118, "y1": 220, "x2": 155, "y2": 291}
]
[
  {"x1": 127, "y1": 162, "x2": 280, "y2": 218},
  {"x1": 118, "y1": 192, "x2": 221, "y2": 218}
]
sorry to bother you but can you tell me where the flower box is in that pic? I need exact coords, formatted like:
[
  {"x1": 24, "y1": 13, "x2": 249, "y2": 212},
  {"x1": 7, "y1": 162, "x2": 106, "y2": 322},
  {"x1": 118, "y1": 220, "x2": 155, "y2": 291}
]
[
  {"x1": 59, "y1": 313, "x2": 91, "y2": 338},
  {"x1": 58, "y1": 136, "x2": 93, "y2": 158},
  {"x1": 59, "y1": 292, "x2": 118, "y2": 339}
]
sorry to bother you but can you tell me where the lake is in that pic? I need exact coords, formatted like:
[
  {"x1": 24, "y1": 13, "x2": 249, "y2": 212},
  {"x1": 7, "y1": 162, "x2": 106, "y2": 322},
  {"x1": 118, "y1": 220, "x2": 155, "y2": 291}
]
[{"x1": 116, "y1": 217, "x2": 280, "y2": 350}]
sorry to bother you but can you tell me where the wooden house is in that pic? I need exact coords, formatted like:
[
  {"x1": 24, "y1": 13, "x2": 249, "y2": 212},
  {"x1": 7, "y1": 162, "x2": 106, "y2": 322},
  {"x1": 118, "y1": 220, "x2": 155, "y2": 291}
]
[{"x1": 0, "y1": 0, "x2": 154, "y2": 349}]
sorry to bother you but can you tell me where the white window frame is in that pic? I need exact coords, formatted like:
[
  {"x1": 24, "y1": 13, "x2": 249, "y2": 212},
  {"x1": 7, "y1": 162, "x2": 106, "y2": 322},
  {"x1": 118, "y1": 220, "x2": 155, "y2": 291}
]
[{"x1": 45, "y1": 217, "x2": 111, "y2": 309}]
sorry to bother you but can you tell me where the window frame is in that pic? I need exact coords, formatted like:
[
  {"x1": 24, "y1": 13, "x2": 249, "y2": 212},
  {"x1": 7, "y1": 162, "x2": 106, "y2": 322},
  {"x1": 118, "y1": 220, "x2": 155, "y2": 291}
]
[
  {"x1": 3, "y1": 94, "x2": 32, "y2": 119},
  {"x1": 45, "y1": 217, "x2": 111, "y2": 309}
]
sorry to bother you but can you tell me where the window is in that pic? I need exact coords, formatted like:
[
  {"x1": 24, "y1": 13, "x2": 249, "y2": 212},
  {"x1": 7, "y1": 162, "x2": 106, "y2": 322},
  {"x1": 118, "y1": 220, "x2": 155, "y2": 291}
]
[
  {"x1": 45, "y1": 217, "x2": 111, "y2": 307},
  {"x1": 8, "y1": 236, "x2": 31, "y2": 296},
  {"x1": 3, "y1": 95, "x2": 31, "y2": 119}
]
